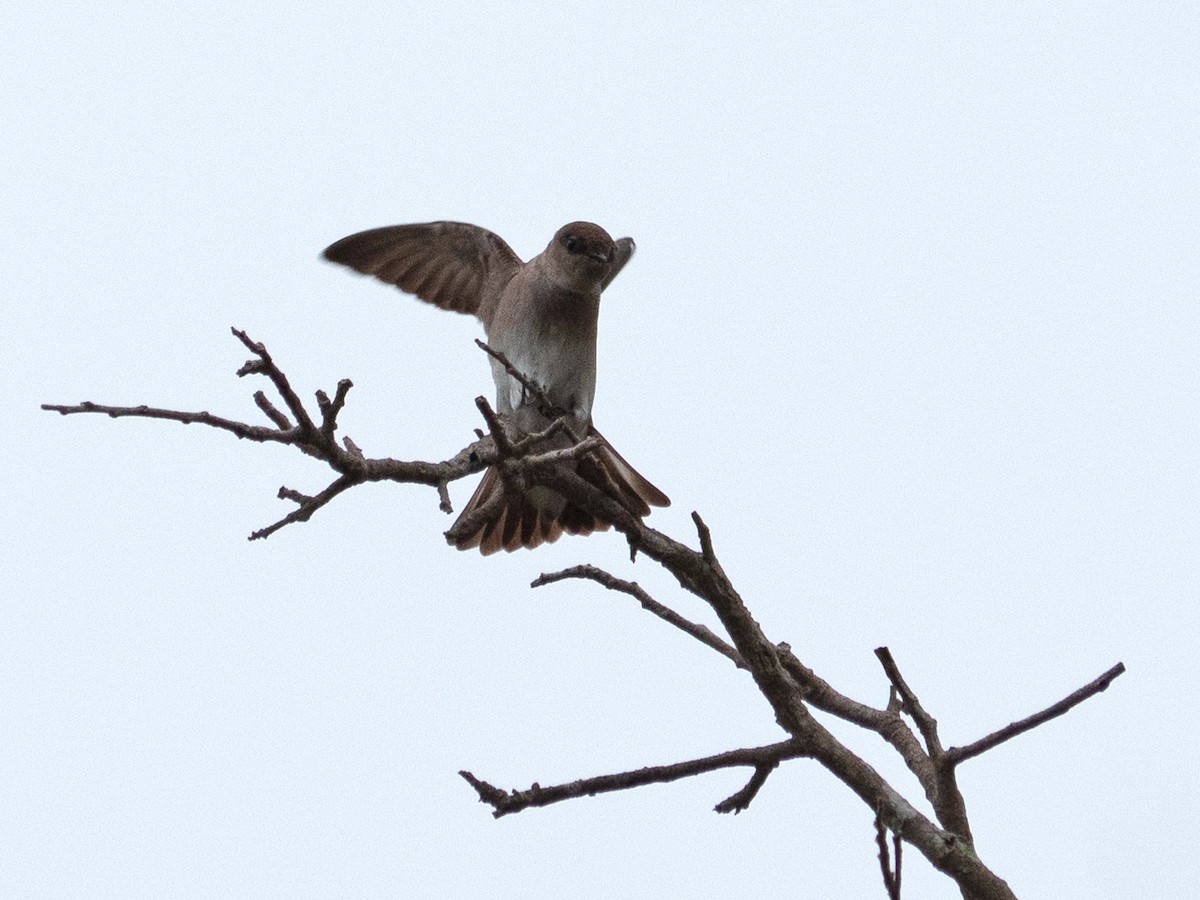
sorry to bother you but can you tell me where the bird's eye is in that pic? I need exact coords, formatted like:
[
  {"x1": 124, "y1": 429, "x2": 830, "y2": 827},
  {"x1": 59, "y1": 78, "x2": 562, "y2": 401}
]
[{"x1": 563, "y1": 234, "x2": 580, "y2": 253}]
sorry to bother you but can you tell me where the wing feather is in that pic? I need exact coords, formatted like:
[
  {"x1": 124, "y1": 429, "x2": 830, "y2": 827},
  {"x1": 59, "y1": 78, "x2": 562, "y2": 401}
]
[
  {"x1": 323, "y1": 221, "x2": 522, "y2": 325},
  {"x1": 601, "y1": 237, "x2": 636, "y2": 291}
]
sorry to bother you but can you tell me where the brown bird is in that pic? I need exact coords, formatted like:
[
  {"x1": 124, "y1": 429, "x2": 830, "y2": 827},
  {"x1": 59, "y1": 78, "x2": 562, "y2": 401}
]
[{"x1": 323, "y1": 220, "x2": 669, "y2": 553}]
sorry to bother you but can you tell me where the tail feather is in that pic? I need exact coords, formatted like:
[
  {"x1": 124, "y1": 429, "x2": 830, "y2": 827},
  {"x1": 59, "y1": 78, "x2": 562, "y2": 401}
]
[
  {"x1": 446, "y1": 431, "x2": 669, "y2": 554},
  {"x1": 589, "y1": 429, "x2": 671, "y2": 511}
]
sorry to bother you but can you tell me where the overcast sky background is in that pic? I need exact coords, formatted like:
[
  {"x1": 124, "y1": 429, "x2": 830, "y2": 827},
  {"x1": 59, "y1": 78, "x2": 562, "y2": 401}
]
[{"x1": 5, "y1": 4, "x2": 1197, "y2": 898}]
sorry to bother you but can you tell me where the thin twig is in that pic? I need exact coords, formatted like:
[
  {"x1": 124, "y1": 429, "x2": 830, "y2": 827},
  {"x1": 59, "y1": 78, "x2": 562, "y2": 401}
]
[
  {"x1": 507, "y1": 415, "x2": 573, "y2": 453},
  {"x1": 232, "y1": 327, "x2": 316, "y2": 434},
  {"x1": 691, "y1": 511, "x2": 717, "y2": 564},
  {"x1": 714, "y1": 761, "x2": 778, "y2": 814},
  {"x1": 460, "y1": 740, "x2": 805, "y2": 819},
  {"x1": 874, "y1": 647, "x2": 944, "y2": 758},
  {"x1": 318, "y1": 378, "x2": 353, "y2": 440},
  {"x1": 250, "y1": 474, "x2": 357, "y2": 540},
  {"x1": 521, "y1": 436, "x2": 605, "y2": 468},
  {"x1": 893, "y1": 831, "x2": 902, "y2": 897},
  {"x1": 875, "y1": 809, "x2": 903, "y2": 900},
  {"x1": 944, "y1": 662, "x2": 1127, "y2": 767},
  {"x1": 474, "y1": 339, "x2": 557, "y2": 415},
  {"x1": 41, "y1": 401, "x2": 294, "y2": 444},
  {"x1": 253, "y1": 390, "x2": 291, "y2": 429},
  {"x1": 474, "y1": 396, "x2": 513, "y2": 456},
  {"x1": 531, "y1": 564, "x2": 745, "y2": 670}
]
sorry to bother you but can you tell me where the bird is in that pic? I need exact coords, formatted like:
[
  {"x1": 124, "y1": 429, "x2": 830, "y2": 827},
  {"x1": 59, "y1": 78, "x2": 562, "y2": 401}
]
[{"x1": 322, "y1": 220, "x2": 669, "y2": 554}]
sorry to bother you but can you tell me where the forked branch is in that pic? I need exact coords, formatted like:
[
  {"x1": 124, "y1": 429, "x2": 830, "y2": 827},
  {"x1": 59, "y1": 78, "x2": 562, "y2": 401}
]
[
  {"x1": 43, "y1": 328, "x2": 1127, "y2": 900},
  {"x1": 43, "y1": 328, "x2": 500, "y2": 540},
  {"x1": 460, "y1": 739, "x2": 805, "y2": 819}
]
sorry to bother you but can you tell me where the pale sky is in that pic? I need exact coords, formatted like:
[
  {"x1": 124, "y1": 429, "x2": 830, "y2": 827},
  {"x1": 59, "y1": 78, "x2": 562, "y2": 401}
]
[{"x1": 6, "y1": 4, "x2": 1198, "y2": 898}]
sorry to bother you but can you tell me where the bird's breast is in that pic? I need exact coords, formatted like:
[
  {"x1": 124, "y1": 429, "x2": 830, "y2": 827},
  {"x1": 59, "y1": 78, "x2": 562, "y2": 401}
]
[{"x1": 489, "y1": 319, "x2": 597, "y2": 422}]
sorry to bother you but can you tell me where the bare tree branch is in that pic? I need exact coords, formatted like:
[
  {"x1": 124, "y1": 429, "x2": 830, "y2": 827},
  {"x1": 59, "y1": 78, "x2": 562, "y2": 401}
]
[
  {"x1": 233, "y1": 327, "x2": 317, "y2": 433},
  {"x1": 875, "y1": 809, "x2": 903, "y2": 900},
  {"x1": 531, "y1": 564, "x2": 745, "y2": 670},
  {"x1": 475, "y1": 338, "x2": 556, "y2": 416},
  {"x1": 253, "y1": 390, "x2": 291, "y2": 430},
  {"x1": 874, "y1": 647, "x2": 972, "y2": 843},
  {"x1": 522, "y1": 435, "x2": 606, "y2": 468},
  {"x1": 578, "y1": 516, "x2": 1016, "y2": 896},
  {"x1": 41, "y1": 400, "x2": 294, "y2": 445},
  {"x1": 316, "y1": 378, "x2": 353, "y2": 441},
  {"x1": 474, "y1": 394, "x2": 514, "y2": 456},
  {"x1": 714, "y1": 760, "x2": 779, "y2": 814},
  {"x1": 776, "y1": 645, "x2": 938, "y2": 804},
  {"x1": 944, "y1": 662, "x2": 1127, "y2": 767},
  {"x1": 42, "y1": 329, "x2": 499, "y2": 541},
  {"x1": 250, "y1": 475, "x2": 359, "y2": 541},
  {"x1": 44, "y1": 327, "x2": 1129, "y2": 900},
  {"x1": 436, "y1": 481, "x2": 453, "y2": 514},
  {"x1": 460, "y1": 740, "x2": 805, "y2": 819},
  {"x1": 875, "y1": 647, "x2": 945, "y2": 758}
]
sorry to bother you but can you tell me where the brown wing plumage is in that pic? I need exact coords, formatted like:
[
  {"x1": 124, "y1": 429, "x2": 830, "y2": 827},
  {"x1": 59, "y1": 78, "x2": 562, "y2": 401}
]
[
  {"x1": 601, "y1": 237, "x2": 636, "y2": 291},
  {"x1": 322, "y1": 221, "x2": 522, "y2": 324}
]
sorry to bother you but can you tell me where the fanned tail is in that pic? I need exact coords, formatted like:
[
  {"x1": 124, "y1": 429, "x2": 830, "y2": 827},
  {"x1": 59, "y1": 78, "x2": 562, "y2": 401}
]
[{"x1": 446, "y1": 432, "x2": 669, "y2": 555}]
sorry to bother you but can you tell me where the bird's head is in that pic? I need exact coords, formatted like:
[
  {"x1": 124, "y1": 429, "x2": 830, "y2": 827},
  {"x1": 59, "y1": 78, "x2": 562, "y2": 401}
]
[{"x1": 547, "y1": 221, "x2": 617, "y2": 288}]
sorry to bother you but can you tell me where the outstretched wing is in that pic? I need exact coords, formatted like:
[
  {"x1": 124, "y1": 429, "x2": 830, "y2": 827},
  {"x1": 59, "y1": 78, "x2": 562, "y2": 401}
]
[
  {"x1": 323, "y1": 221, "x2": 523, "y2": 324},
  {"x1": 601, "y1": 237, "x2": 636, "y2": 291}
]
